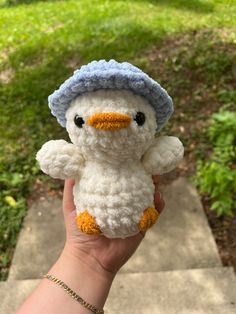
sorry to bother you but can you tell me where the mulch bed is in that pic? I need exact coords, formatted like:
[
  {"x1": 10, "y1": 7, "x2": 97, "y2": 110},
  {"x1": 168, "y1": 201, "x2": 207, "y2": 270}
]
[
  {"x1": 203, "y1": 196, "x2": 236, "y2": 272},
  {"x1": 148, "y1": 29, "x2": 236, "y2": 273}
]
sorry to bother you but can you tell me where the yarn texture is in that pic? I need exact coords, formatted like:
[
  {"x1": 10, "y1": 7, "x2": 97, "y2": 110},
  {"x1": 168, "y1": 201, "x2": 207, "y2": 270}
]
[
  {"x1": 36, "y1": 60, "x2": 184, "y2": 238},
  {"x1": 48, "y1": 59, "x2": 173, "y2": 131}
]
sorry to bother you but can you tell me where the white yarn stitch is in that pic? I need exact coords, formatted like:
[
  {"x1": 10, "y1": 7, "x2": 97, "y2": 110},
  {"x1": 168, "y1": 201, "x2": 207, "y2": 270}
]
[
  {"x1": 36, "y1": 90, "x2": 184, "y2": 238},
  {"x1": 142, "y1": 136, "x2": 184, "y2": 175},
  {"x1": 36, "y1": 140, "x2": 84, "y2": 180}
]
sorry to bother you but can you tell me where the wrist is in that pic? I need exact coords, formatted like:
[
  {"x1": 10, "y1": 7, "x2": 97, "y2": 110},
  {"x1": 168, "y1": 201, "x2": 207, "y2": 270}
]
[
  {"x1": 62, "y1": 242, "x2": 116, "y2": 282},
  {"x1": 47, "y1": 244, "x2": 114, "y2": 312}
]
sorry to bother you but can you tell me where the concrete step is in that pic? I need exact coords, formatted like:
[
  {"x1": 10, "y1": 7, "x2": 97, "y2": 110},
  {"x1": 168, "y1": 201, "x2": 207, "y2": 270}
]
[
  {"x1": 106, "y1": 267, "x2": 236, "y2": 313},
  {"x1": 122, "y1": 178, "x2": 221, "y2": 273},
  {"x1": 1, "y1": 268, "x2": 236, "y2": 314},
  {"x1": 9, "y1": 178, "x2": 221, "y2": 280},
  {"x1": 9, "y1": 197, "x2": 65, "y2": 280}
]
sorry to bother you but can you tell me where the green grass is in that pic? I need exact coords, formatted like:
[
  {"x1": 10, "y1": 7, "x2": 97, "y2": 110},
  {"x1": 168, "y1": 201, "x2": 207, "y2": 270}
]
[{"x1": 0, "y1": 0, "x2": 236, "y2": 279}]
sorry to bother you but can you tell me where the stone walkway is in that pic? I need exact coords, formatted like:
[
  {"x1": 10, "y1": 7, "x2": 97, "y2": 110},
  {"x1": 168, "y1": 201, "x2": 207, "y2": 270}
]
[{"x1": 1, "y1": 178, "x2": 236, "y2": 313}]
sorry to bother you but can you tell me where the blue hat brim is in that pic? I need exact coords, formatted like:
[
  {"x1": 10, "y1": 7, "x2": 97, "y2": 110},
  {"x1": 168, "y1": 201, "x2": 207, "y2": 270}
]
[{"x1": 48, "y1": 62, "x2": 173, "y2": 131}]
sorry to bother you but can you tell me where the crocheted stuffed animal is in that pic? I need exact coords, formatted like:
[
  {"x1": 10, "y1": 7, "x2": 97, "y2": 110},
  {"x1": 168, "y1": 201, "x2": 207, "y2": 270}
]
[{"x1": 36, "y1": 60, "x2": 184, "y2": 238}]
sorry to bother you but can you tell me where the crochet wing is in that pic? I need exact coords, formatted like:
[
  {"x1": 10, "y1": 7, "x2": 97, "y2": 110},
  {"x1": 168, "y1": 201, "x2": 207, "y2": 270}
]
[
  {"x1": 36, "y1": 140, "x2": 84, "y2": 180},
  {"x1": 142, "y1": 136, "x2": 184, "y2": 175}
]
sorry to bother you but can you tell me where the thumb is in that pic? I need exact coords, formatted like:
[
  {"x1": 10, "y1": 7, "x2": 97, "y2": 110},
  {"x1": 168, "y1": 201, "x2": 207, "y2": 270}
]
[{"x1": 63, "y1": 179, "x2": 76, "y2": 221}]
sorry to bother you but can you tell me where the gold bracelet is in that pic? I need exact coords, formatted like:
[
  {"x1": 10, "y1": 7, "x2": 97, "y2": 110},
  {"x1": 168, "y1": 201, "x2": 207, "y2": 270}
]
[{"x1": 44, "y1": 274, "x2": 104, "y2": 314}]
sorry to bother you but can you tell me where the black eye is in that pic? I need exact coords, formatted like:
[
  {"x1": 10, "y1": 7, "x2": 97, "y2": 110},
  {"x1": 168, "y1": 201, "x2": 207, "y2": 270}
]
[
  {"x1": 134, "y1": 112, "x2": 145, "y2": 126},
  {"x1": 74, "y1": 115, "x2": 85, "y2": 128}
]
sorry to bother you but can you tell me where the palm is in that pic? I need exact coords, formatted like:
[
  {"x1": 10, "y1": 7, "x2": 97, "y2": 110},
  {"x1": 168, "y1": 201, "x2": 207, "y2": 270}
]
[{"x1": 63, "y1": 178, "x2": 164, "y2": 273}]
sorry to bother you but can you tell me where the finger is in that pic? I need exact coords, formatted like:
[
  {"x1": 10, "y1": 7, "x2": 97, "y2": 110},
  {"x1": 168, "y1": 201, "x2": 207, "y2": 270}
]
[
  {"x1": 139, "y1": 231, "x2": 146, "y2": 238},
  {"x1": 125, "y1": 231, "x2": 145, "y2": 248},
  {"x1": 63, "y1": 179, "x2": 76, "y2": 219},
  {"x1": 152, "y1": 175, "x2": 160, "y2": 187},
  {"x1": 154, "y1": 191, "x2": 165, "y2": 213}
]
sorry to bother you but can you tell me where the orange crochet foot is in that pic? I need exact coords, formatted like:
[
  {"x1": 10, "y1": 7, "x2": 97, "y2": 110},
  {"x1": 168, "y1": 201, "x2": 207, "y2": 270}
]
[
  {"x1": 138, "y1": 207, "x2": 159, "y2": 232},
  {"x1": 76, "y1": 211, "x2": 101, "y2": 235}
]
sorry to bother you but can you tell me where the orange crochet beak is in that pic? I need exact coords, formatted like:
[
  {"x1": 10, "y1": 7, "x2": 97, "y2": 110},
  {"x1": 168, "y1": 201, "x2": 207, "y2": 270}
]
[{"x1": 87, "y1": 112, "x2": 131, "y2": 130}]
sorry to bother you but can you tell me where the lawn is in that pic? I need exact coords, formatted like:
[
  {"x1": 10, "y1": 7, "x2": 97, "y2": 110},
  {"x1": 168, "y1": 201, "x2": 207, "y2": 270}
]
[{"x1": 0, "y1": 0, "x2": 236, "y2": 279}]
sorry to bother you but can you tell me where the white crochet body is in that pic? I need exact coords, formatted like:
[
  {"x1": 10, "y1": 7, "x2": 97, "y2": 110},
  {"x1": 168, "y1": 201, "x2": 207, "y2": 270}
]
[
  {"x1": 74, "y1": 160, "x2": 154, "y2": 238},
  {"x1": 36, "y1": 90, "x2": 184, "y2": 238}
]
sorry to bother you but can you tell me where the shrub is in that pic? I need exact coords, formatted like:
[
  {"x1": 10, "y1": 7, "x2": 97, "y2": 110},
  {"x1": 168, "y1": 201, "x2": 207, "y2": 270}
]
[{"x1": 195, "y1": 111, "x2": 236, "y2": 216}]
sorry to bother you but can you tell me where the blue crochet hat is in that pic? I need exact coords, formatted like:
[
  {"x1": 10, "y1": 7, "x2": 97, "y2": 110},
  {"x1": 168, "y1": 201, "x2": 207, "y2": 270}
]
[{"x1": 48, "y1": 59, "x2": 173, "y2": 131}]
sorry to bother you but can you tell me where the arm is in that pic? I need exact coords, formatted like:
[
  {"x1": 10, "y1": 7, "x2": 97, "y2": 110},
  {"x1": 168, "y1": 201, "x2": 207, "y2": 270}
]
[
  {"x1": 17, "y1": 246, "x2": 113, "y2": 314},
  {"x1": 36, "y1": 140, "x2": 84, "y2": 180},
  {"x1": 17, "y1": 178, "x2": 165, "y2": 314},
  {"x1": 142, "y1": 136, "x2": 184, "y2": 175}
]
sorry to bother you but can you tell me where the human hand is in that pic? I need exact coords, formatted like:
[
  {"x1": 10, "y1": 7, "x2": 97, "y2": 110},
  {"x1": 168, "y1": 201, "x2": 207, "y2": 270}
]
[
  {"x1": 38, "y1": 178, "x2": 165, "y2": 313},
  {"x1": 62, "y1": 176, "x2": 165, "y2": 277}
]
